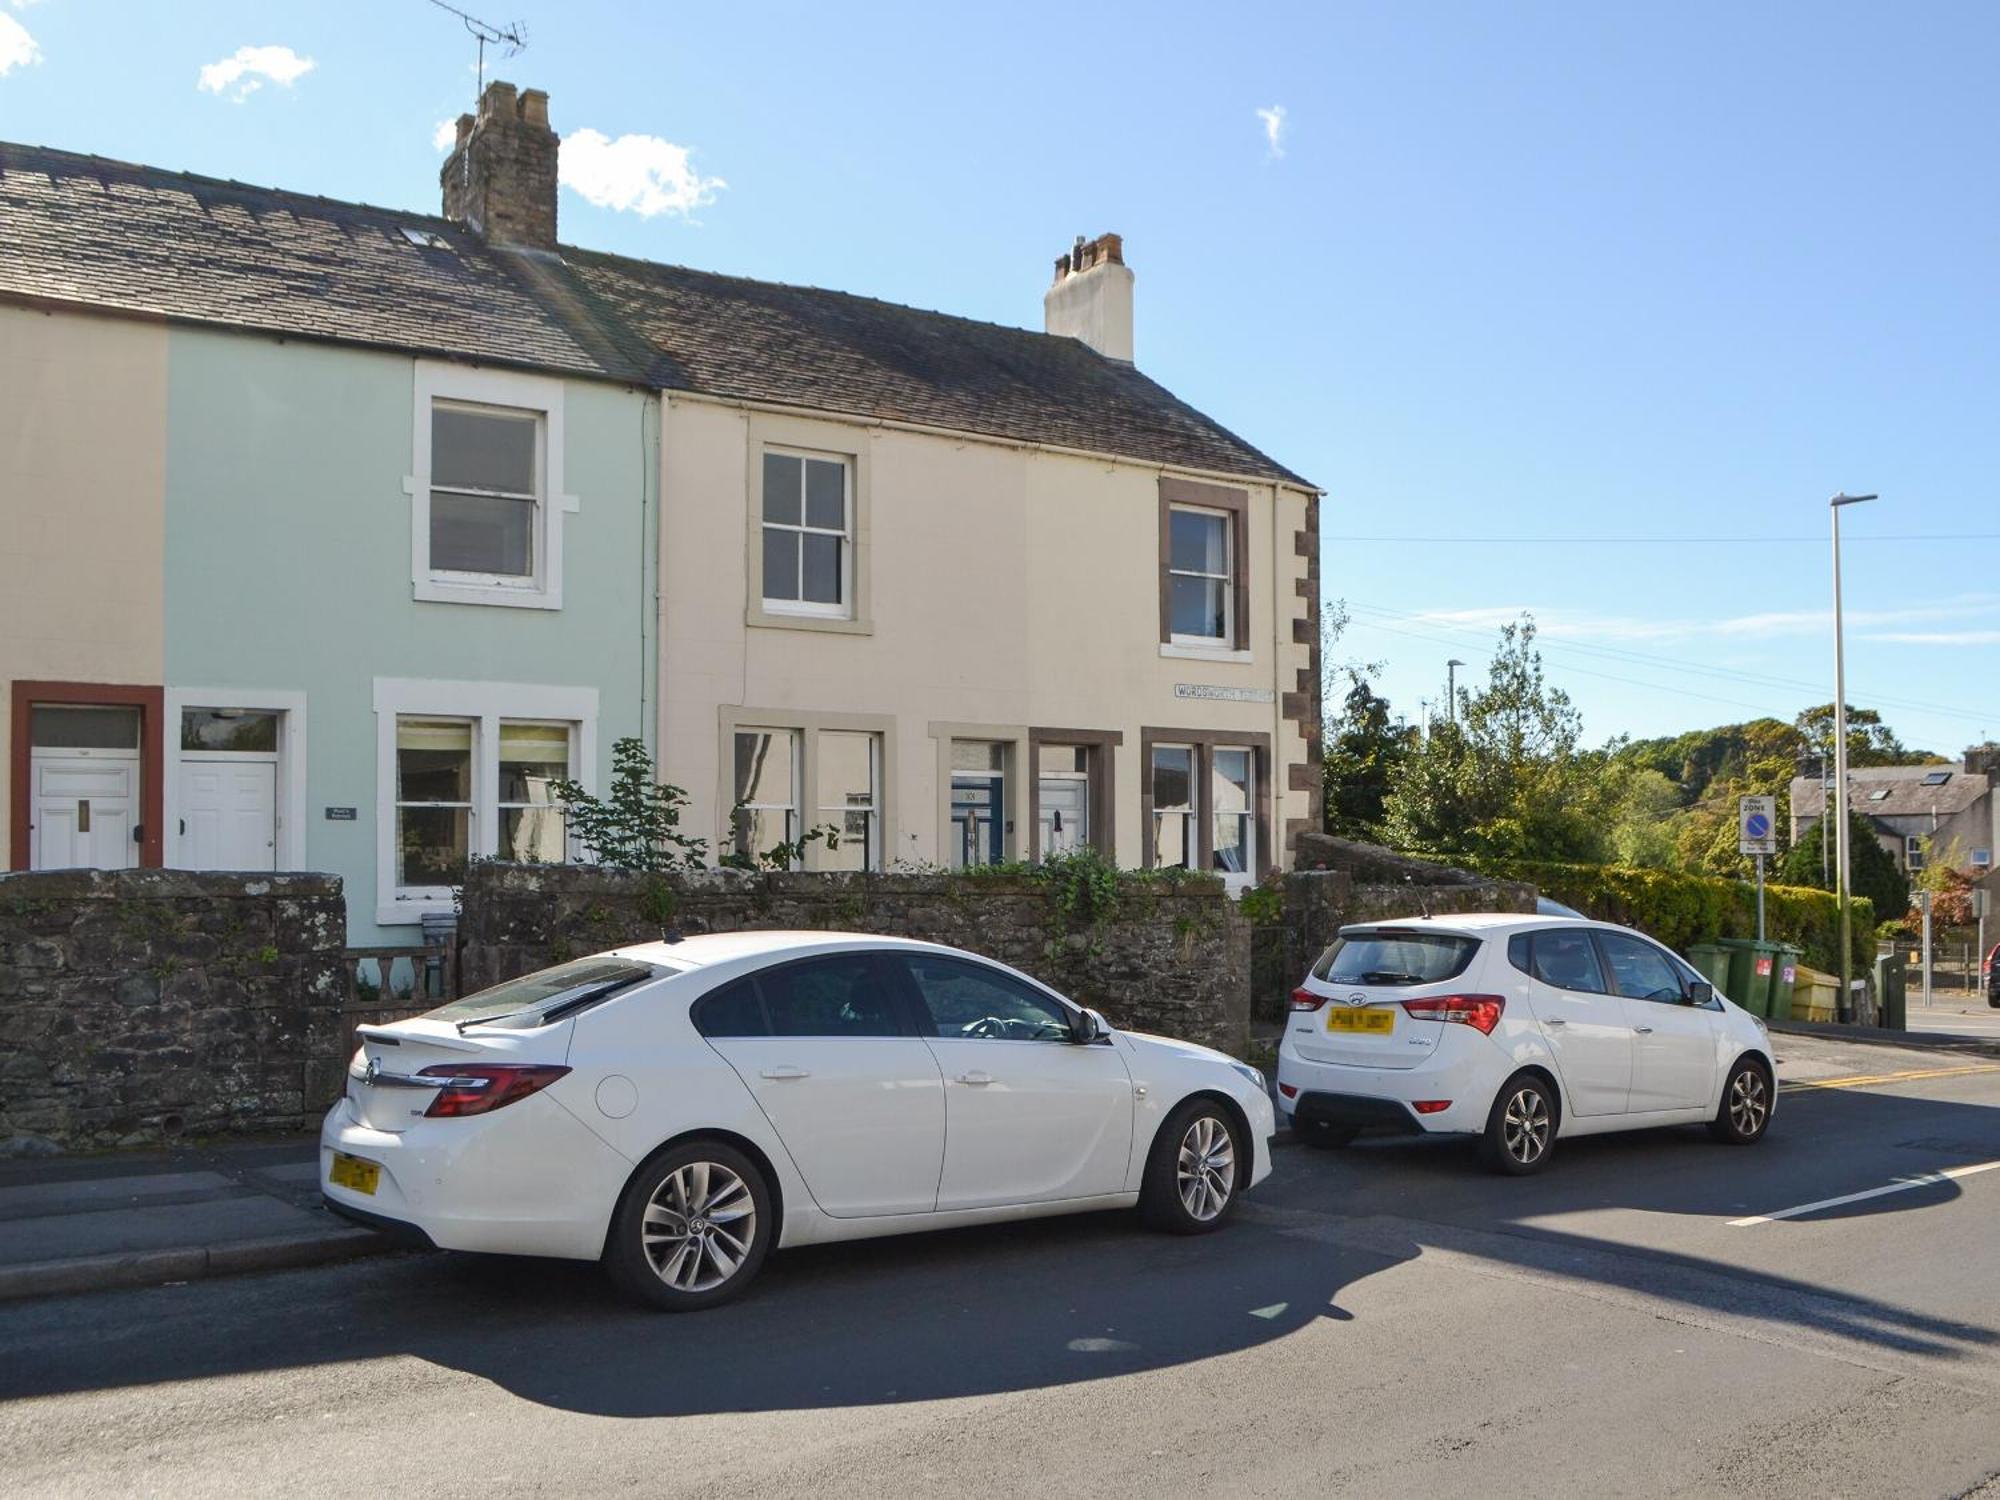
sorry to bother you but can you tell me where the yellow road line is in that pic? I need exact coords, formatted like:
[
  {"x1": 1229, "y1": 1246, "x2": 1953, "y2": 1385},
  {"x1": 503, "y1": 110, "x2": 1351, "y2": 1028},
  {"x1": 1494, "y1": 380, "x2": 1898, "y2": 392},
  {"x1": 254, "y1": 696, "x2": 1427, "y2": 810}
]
[{"x1": 1780, "y1": 1062, "x2": 2000, "y2": 1093}]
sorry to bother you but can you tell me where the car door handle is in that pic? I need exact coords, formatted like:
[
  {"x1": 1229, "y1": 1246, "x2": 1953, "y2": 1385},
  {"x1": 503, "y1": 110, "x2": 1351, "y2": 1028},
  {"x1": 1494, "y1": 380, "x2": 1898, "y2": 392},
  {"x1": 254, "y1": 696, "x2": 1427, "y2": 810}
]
[
  {"x1": 759, "y1": 1066, "x2": 809, "y2": 1080},
  {"x1": 957, "y1": 1071, "x2": 994, "y2": 1086},
  {"x1": 1633, "y1": 1026, "x2": 1654, "y2": 1035},
  {"x1": 1544, "y1": 1017, "x2": 1566, "y2": 1028}
]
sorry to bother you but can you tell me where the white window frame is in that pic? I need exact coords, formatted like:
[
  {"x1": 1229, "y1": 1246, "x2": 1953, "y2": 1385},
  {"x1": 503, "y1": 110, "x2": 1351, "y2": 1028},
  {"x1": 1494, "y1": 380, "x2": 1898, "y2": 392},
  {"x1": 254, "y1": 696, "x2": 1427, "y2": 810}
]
[
  {"x1": 731, "y1": 727, "x2": 804, "y2": 861},
  {"x1": 1167, "y1": 504, "x2": 1235, "y2": 650},
  {"x1": 817, "y1": 730, "x2": 882, "y2": 870},
  {"x1": 407, "y1": 362, "x2": 576, "y2": 611},
  {"x1": 163, "y1": 687, "x2": 308, "y2": 872},
  {"x1": 1905, "y1": 835, "x2": 1926, "y2": 872},
  {"x1": 495, "y1": 718, "x2": 576, "y2": 867},
  {"x1": 759, "y1": 445, "x2": 854, "y2": 620},
  {"x1": 718, "y1": 708, "x2": 895, "y2": 871},
  {"x1": 372, "y1": 678, "x2": 597, "y2": 926},
  {"x1": 1151, "y1": 743, "x2": 1198, "y2": 871},
  {"x1": 1211, "y1": 745, "x2": 1256, "y2": 880}
]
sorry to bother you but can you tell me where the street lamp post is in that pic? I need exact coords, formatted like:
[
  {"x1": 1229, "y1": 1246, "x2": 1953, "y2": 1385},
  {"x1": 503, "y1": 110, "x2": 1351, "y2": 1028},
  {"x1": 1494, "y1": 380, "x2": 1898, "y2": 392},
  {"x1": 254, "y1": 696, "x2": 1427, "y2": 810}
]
[
  {"x1": 1830, "y1": 491, "x2": 1878, "y2": 1021},
  {"x1": 1446, "y1": 659, "x2": 1465, "y2": 725}
]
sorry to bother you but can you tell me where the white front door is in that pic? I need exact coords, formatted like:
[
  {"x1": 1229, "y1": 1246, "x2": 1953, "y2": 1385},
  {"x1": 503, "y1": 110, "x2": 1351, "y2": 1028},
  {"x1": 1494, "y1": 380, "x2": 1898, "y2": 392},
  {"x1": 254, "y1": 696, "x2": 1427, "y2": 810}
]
[
  {"x1": 898, "y1": 953, "x2": 1135, "y2": 1209},
  {"x1": 31, "y1": 751, "x2": 139, "y2": 871},
  {"x1": 179, "y1": 760, "x2": 277, "y2": 871}
]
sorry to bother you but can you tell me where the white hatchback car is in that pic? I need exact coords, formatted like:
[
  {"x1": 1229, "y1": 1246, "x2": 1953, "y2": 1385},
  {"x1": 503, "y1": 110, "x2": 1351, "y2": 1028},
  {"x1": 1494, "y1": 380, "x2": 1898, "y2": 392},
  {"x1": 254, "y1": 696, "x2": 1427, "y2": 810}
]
[
  {"x1": 323, "y1": 931, "x2": 1274, "y2": 1309},
  {"x1": 1275, "y1": 915, "x2": 1775, "y2": 1174}
]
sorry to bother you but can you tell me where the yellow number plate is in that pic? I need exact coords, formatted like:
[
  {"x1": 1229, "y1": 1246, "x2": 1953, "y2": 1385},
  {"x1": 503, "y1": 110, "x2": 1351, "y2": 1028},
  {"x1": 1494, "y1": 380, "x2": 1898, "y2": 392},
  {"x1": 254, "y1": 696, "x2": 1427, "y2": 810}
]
[
  {"x1": 1326, "y1": 1008, "x2": 1395, "y2": 1035},
  {"x1": 329, "y1": 1152, "x2": 381, "y2": 1196}
]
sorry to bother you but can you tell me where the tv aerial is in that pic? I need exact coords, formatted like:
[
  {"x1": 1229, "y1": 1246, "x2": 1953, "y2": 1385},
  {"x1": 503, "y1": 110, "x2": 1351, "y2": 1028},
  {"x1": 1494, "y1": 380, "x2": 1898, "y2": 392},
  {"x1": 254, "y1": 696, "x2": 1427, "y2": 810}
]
[{"x1": 424, "y1": 0, "x2": 527, "y2": 103}]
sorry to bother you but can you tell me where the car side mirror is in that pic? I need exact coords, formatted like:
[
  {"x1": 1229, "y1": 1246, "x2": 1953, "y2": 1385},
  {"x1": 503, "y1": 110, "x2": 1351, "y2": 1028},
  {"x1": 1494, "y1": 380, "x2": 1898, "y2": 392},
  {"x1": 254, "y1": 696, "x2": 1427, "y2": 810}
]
[
  {"x1": 1687, "y1": 980, "x2": 1714, "y2": 1005},
  {"x1": 1070, "y1": 1008, "x2": 1102, "y2": 1044}
]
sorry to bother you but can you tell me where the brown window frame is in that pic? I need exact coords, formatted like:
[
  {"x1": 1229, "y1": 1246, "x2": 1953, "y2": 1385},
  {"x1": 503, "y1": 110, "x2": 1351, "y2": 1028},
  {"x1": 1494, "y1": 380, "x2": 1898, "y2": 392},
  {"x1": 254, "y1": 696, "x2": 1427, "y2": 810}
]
[
  {"x1": 1158, "y1": 476, "x2": 1250, "y2": 649},
  {"x1": 1138, "y1": 726, "x2": 1272, "y2": 878},
  {"x1": 1026, "y1": 728, "x2": 1122, "y2": 863}
]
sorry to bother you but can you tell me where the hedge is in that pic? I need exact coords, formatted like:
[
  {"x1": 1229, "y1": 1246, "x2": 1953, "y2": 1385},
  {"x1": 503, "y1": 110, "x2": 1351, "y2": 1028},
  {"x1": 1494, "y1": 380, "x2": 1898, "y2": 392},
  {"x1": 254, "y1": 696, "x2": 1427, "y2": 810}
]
[{"x1": 1469, "y1": 859, "x2": 1875, "y2": 975}]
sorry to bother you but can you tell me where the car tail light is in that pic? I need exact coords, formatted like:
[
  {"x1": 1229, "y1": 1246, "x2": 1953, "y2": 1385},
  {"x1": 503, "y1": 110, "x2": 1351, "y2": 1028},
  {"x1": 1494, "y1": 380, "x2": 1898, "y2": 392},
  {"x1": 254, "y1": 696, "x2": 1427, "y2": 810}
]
[
  {"x1": 1290, "y1": 986, "x2": 1326, "y2": 1012},
  {"x1": 1400, "y1": 994, "x2": 1505, "y2": 1036},
  {"x1": 419, "y1": 1063, "x2": 572, "y2": 1118},
  {"x1": 1278, "y1": 1082, "x2": 1299, "y2": 1100},
  {"x1": 1411, "y1": 1099, "x2": 1453, "y2": 1114}
]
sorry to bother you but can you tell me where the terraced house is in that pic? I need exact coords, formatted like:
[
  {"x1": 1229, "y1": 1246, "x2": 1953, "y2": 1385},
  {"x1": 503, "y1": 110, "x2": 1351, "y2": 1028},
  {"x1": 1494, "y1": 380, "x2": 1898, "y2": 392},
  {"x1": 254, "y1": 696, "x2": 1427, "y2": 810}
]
[{"x1": 0, "y1": 81, "x2": 1320, "y2": 943}]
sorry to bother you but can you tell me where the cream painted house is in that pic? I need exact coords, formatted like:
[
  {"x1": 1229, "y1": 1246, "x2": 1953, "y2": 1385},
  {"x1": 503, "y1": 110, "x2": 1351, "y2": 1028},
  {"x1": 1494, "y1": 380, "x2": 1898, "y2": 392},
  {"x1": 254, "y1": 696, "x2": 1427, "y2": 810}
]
[{"x1": 1, "y1": 80, "x2": 1318, "y2": 908}]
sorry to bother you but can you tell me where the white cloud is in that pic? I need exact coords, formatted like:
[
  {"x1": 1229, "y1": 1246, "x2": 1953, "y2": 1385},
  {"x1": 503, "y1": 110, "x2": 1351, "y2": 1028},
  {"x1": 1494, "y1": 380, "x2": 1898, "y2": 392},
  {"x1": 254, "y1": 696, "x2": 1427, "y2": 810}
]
[
  {"x1": 559, "y1": 128, "x2": 724, "y2": 218},
  {"x1": 1409, "y1": 594, "x2": 2000, "y2": 645},
  {"x1": 433, "y1": 118, "x2": 459, "y2": 153},
  {"x1": 1256, "y1": 104, "x2": 1287, "y2": 158},
  {"x1": 0, "y1": 12, "x2": 41, "y2": 75},
  {"x1": 197, "y1": 44, "x2": 315, "y2": 102}
]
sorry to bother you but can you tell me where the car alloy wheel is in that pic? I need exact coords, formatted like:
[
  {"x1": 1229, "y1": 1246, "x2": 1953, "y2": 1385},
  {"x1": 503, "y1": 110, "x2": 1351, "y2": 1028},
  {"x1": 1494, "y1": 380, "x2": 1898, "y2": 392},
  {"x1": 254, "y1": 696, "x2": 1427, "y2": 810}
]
[
  {"x1": 1710, "y1": 1058, "x2": 1773, "y2": 1145},
  {"x1": 605, "y1": 1138, "x2": 773, "y2": 1311},
  {"x1": 1501, "y1": 1086, "x2": 1551, "y2": 1166},
  {"x1": 642, "y1": 1160, "x2": 757, "y2": 1293},
  {"x1": 1176, "y1": 1114, "x2": 1237, "y2": 1222}
]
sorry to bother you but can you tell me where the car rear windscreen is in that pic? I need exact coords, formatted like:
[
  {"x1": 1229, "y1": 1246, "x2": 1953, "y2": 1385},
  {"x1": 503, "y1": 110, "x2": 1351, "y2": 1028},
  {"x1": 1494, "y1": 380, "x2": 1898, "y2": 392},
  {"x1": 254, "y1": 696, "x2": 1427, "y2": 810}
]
[{"x1": 1310, "y1": 930, "x2": 1480, "y2": 986}]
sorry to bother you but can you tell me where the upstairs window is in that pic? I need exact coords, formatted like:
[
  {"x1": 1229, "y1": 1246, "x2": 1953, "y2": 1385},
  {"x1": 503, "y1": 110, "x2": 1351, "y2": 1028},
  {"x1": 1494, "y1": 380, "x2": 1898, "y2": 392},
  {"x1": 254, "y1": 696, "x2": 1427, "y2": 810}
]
[
  {"x1": 1168, "y1": 507, "x2": 1233, "y2": 644},
  {"x1": 762, "y1": 450, "x2": 851, "y2": 616},
  {"x1": 430, "y1": 402, "x2": 541, "y2": 580}
]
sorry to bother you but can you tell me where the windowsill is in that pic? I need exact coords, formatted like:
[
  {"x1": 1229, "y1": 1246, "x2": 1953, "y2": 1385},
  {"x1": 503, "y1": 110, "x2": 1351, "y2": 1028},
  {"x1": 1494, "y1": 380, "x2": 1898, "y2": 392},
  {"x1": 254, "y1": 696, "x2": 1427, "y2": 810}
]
[
  {"x1": 416, "y1": 576, "x2": 561, "y2": 611},
  {"x1": 748, "y1": 606, "x2": 873, "y2": 636},
  {"x1": 1160, "y1": 642, "x2": 1253, "y2": 664},
  {"x1": 375, "y1": 895, "x2": 452, "y2": 927}
]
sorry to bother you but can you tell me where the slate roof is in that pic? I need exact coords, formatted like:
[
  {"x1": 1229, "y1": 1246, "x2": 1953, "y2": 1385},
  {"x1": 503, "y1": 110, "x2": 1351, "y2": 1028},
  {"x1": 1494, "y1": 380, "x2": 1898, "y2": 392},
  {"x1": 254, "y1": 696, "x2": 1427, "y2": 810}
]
[
  {"x1": 1790, "y1": 765, "x2": 1991, "y2": 820},
  {"x1": 0, "y1": 141, "x2": 1309, "y2": 488}
]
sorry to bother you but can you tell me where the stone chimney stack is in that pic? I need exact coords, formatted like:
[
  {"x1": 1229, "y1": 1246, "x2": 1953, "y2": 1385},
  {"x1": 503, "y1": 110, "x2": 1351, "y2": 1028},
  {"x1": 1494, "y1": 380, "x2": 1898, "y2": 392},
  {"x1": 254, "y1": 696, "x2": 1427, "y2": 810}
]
[
  {"x1": 1044, "y1": 232, "x2": 1134, "y2": 363},
  {"x1": 441, "y1": 81, "x2": 558, "y2": 250}
]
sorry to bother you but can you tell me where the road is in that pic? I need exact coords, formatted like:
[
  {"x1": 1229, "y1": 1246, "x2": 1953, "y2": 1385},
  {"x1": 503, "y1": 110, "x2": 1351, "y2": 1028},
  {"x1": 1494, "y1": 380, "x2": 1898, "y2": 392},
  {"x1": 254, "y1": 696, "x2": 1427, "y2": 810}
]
[
  {"x1": 1904, "y1": 989, "x2": 2000, "y2": 1042},
  {"x1": 2, "y1": 1033, "x2": 1997, "y2": 1499}
]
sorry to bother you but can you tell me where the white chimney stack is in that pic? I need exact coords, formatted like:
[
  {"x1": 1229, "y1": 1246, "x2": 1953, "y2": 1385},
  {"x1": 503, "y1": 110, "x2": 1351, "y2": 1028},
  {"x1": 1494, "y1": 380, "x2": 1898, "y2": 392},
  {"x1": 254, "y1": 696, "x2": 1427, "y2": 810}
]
[{"x1": 1044, "y1": 232, "x2": 1134, "y2": 363}]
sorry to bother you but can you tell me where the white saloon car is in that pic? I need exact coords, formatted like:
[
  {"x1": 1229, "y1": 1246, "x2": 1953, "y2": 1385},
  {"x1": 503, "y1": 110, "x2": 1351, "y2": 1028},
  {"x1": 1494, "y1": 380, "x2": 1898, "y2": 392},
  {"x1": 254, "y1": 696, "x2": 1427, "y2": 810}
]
[
  {"x1": 1275, "y1": 915, "x2": 1775, "y2": 1174},
  {"x1": 323, "y1": 932, "x2": 1274, "y2": 1309}
]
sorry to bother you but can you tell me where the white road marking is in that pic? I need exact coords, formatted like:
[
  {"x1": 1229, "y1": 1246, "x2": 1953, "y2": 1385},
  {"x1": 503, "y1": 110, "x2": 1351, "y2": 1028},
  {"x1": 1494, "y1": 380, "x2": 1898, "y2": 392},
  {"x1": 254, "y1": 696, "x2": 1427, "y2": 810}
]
[{"x1": 1728, "y1": 1159, "x2": 2000, "y2": 1227}]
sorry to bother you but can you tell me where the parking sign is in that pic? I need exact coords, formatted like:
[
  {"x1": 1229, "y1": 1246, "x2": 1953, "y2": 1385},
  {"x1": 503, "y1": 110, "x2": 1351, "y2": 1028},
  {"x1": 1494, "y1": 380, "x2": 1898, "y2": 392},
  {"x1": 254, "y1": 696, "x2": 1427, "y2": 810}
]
[{"x1": 1739, "y1": 795, "x2": 1777, "y2": 856}]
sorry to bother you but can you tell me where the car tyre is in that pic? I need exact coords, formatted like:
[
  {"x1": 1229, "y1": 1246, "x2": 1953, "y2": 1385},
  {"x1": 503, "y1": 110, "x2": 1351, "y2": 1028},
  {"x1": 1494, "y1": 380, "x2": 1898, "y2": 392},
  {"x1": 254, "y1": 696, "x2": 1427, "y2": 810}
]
[
  {"x1": 604, "y1": 1138, "x2": 773, "y2": 1312},
  {"x1": 1708, "y1": 1057, "x2": 1773, "y2": 1145},
  {"x1": 1478, "y1": 1072, "x2": 1558, "y2": 1176},
  {"x1": 1142, "y1": 1098, "x2": 1245, "y2": 1235}
]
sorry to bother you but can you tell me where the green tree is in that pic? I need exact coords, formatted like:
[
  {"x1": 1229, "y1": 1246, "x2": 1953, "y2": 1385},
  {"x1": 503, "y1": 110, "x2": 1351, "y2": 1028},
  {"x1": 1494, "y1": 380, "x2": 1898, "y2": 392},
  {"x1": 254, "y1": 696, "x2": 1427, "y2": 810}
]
[
  {"x1": 1381, "y1": 617, "x2": 1621, "y2": 862},
  {"x1": 1778, "y1": 809, "x2": 1910, "y2": 925},
  {"x1": 1606, "y1": 766, "x2": 1681, "y2": 868},
  {"x1": 549, "y1": 737, "x2": 710, "y2": 872},
  {"x1": 1793, "y1": 703, "x2": 1942, "y2": 770},
  {"x1": 1322, "y1": 673, "x2": 1410, "y2": 838}
]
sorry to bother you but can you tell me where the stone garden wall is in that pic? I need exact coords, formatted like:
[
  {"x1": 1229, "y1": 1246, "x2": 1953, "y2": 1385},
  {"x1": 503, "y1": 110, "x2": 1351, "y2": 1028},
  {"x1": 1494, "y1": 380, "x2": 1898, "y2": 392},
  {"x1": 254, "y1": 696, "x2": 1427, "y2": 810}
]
[
  {"x1": 0, "y1": 870, "x2": 346, "y2": 1150},
  {"x1": 458, "y1": 862, "x2": 1252, "y2": 1055}
]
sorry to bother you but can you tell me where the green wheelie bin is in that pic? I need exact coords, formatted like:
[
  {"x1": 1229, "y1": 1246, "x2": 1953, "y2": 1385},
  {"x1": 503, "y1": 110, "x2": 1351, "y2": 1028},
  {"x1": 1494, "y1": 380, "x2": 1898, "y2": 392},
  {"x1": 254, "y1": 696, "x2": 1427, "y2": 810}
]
[
  {"x1": 1685, "y1": 942, "x2": 1734, "y2": 1002},
  {"x1": 1717, "y1": 938, "x2": 1780, "y2": 1018}
]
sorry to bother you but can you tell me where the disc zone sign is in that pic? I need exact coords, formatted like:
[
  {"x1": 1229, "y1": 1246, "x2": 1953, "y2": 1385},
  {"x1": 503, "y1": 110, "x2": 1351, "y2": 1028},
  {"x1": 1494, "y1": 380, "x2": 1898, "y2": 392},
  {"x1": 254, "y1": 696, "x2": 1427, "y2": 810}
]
[{"x1": 1739, "y1": 795, "x2": 1777, "y2": 856}]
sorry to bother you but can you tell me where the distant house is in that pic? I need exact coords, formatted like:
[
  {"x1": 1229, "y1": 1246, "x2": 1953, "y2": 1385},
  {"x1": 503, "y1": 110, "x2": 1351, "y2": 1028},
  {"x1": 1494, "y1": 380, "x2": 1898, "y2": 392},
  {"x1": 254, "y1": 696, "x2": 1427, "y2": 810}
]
[
  {"x1": 1790, "y1": 747, "x2": 2000, "y2": 876},
  {"x1": 0, "y1": 80, "x2": 1320, "y2": 941}
]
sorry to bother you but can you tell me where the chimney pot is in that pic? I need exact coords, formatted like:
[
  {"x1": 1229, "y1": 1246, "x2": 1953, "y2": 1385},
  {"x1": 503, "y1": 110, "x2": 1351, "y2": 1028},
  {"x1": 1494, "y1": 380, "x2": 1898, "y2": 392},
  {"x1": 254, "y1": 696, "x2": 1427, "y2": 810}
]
[
  {"x1": 442, "y1": 78, "x2": 559, "y2": 251},
  {"x1": 1044, "y1": 231, "x2": 1135, "y2": 362}
]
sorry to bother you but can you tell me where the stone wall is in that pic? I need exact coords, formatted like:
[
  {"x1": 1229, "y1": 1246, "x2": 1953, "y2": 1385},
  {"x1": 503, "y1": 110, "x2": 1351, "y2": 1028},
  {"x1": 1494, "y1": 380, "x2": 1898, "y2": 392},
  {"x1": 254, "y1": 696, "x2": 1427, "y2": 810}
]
[
  {"x1": 459, "y1": 863, "x2": 1252, "y2": 1055},
  {"x1": 0, "y1": 870, "x2": 346, "y2": 1150}
]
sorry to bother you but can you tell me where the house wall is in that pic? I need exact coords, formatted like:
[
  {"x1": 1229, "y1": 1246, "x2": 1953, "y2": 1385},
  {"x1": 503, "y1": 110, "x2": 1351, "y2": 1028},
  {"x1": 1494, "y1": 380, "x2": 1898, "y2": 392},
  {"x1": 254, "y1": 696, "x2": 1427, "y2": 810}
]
[
  {"x1": 0, "y1": 305, "x2": 169, "y2": 863},
  {"x1": 657, "y1": 395, "x2": 1317, "y2": 874},
  {"x1": 162, "y1": 329, "x2": 654, "y2": 946}
]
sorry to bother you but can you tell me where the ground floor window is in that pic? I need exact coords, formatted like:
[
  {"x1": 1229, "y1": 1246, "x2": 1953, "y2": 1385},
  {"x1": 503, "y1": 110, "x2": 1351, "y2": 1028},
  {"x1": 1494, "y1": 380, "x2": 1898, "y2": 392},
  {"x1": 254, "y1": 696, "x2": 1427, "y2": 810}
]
[
  {"x1": 1150, "y1": 745, "x2": 1196, "y2": 870},
  {"x1": 726, "y1": 716, "x2": 886, "y2": 871},
  {"x1": 732, "y1": 728, "x2": 802, "y2": 860},
  {"x1": 1211, "y1": 747, "x2": 1255, "y2": 874},
  {"x1": 1141, "y1": 730, "x2": 1269, "y2": 879},
  {"x1": 373, "y1": 679, "x2": 595, "y2": 925},
  {"x1": 817, "y1": 730, "x2": 880, "y2": 871}
]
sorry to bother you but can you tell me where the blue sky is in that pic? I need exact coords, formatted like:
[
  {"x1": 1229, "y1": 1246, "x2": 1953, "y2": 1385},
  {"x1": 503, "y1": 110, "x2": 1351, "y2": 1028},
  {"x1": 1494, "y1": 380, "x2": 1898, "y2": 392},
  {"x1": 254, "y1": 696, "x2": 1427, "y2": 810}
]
[{"x1": 5, "y1": 2, "x2": 1997, "y2": 756}]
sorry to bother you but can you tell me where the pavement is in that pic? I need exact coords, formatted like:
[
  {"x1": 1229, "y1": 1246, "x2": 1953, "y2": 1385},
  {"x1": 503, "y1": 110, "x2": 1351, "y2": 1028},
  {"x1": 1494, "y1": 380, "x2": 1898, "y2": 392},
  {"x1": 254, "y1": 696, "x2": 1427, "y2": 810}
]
[
  {"x1": 0, "y1": 1134, "x2": 389, "y2": 1302},
  {"x1": 2, "y1": 1029, "x2": 1998, "y2": 1496}
]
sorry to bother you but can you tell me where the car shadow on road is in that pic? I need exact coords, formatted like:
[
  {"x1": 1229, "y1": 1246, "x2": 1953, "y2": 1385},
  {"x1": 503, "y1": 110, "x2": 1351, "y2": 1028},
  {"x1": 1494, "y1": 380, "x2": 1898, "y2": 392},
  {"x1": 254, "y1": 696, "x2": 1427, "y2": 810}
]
[{"x1": 2, "y1": 1079, "x2": 1993, "y2": 1417}]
